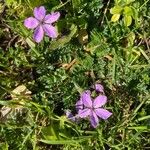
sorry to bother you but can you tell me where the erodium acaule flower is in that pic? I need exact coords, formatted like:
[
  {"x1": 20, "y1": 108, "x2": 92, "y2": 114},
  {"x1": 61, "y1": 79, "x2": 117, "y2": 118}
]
[
  {"x1": 76, "y1": 90, "x2": 112, "y2": 128},
  {"x1": 24, "y1": 6, "x2": 60, "y2": 43}
]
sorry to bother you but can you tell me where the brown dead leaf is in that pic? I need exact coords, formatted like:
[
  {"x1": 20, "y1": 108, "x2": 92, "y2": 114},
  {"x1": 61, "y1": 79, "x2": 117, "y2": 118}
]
[
  {"x1": 11, "y1": 85, "x2": 32, "y2": 100},
  {"x1": 60, "y1": 59, "x2": 77, "y2": 71},
  {"x1": 78, "y1": 29, "x2": 88, "y2": 45}
]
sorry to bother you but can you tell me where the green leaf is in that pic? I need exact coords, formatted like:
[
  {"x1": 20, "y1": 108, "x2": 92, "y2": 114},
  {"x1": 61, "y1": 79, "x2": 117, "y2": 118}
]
[
  {"x1": 41, "y1": 125, "x2": 59, "y2": 141},
  {"x1": 137, "y1": 115, "x2": 150, "y2": 121},
  {"x1": 50, "y1": 24, "x2": 77, "y2": 50},
  {"x1": 73, "y1": 82, "x2": 83, "y2": 94},
  {"x1": 72, "y1": 0, "x2": 82, "y2": 9},
  {"x1": 0, "y1": 100, "x2": 20, "y2": 106},
  {"x1": 26, "y1": 38, "x2": 35, "y2": 48},
  {"x1": 39, "y1": 136, "x2": 91, "y2": 145},
  {"x1": 110, "y1": 6, "x2": 123, "y2": 14},
  {"x1": 111, "y1": 14, "x2": 120, "y2": 22},
  {"x1": 127, "y1": 32, "x2": 135, "y2": 46},
  {"x1": 39, "y1": 139, "x2": 79, "y2": 145},
  {"x1": 131, "y1": 6, "x2": 138, "y2": 19},
  {"x1": 128, "y1": 126, "x2": 149, "y2": 130},
  {"x1": 0, "y1": 143, "x2": 8, "y2": 150},
  {"x1": 126, "y1": 0, "x2": 135, "y2": 4},
  {"x1": 25, "y1": 0, "x2": 54, "y2": 8},
  {"x1": 26, "y1": 38, "x2": 40, "y2": 56},
  {"x1": 5, "y1": 0, "x2": 14, "y2": 6},
  {"x1": 123, "y1": 6, "x2": 133, "y2": 16},
  {"x1": 124, "y1": 15, "x2": 132, "y2": 26}
]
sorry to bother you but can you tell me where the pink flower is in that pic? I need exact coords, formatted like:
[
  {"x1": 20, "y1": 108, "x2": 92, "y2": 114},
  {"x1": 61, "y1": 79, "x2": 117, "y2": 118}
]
[
  {"x1": 76, "y1": 91, "x2": 112, "y2": 128},
  {"x1": 24, "y1": 6, "x2": 60, "y2": 43}
]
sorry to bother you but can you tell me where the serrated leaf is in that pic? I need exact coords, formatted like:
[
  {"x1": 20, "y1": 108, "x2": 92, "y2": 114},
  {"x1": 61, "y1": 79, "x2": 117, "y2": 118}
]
[
  {"x1": 111, "y1": 14, "x2": 120, "y2": 22},
  {"x1": 110, "y1": 6, "x2": 122, "y2": 14},
  {"x1": 124, "y1": 15, "x2": 132, "y2": 26}
]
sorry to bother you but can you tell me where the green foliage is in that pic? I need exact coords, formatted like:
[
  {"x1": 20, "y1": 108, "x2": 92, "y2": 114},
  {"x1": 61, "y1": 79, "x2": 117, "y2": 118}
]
[
  {"x1": 0, "y1": 0, "x2": 150, "y2": 149},
  {"x1": 110, "y1": 0, "x2": 139, "y2": 26}
]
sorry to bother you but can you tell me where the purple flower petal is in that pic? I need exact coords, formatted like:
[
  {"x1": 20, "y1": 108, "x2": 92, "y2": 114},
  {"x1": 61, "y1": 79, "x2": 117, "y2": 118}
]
[
  {"x1": 24, "y1": 17, "x2": 39, "y2": 29},
  {"x1": 76, "y1": 99, "x2": 83, "y2": 112},
  {"x1": 34, "y1": 6, "x2": 46, "y2": 20},
  {"x1": 43, "y1": 24, "x2": 58, "y2": 38},
  {"x1": 44, "y1": 12, "x2": 60, "y2": 24},
  {"x1": 78, "y1": 108, "x2": 91, "y2": 118},
  {"x1": 95, "y1": 108, "x2": 112, "y2": 120},
  {"x1": 92, "y1": 84, "x2": 104, "y2": 93},
  {"x1": 82, "y1": 90, "x2": 92, "y2": 108},
  {"x1": 93, "y1": 95, "x2": 107, "y2": 108},
  {"x1": 66, "y1": 110, "x2": 76, "y2": 122},
  {"x1": 33, "y1": 26, "x2": 44, "y2": 43},
  {"x1": 90, "y1": 111, "x2": 99, "y2": 128}
]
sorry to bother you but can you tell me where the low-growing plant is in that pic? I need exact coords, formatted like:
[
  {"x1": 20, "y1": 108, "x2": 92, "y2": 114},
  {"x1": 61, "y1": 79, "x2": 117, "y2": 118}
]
[{"x1": 0, "y1": 0, "x2": 150, "y2": 149}]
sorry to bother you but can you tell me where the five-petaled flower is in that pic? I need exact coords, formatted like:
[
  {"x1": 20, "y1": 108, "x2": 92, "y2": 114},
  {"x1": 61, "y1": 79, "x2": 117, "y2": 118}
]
[
  {"x1": 76, "y1": 90, "x2": 112, "y2": 128},
  {"x1": 24, "y1": 6, "x2": 60, "y2": 43}
]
